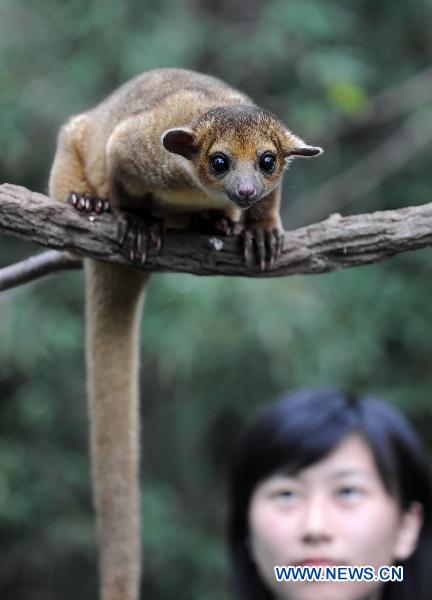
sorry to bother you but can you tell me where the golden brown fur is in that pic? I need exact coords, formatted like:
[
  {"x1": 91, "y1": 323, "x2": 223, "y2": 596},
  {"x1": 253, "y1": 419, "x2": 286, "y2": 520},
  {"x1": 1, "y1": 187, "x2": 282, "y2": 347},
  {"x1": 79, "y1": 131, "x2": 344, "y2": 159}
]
[{"x1": 48, "y1": 67, "x2": 322, "y2": 600}]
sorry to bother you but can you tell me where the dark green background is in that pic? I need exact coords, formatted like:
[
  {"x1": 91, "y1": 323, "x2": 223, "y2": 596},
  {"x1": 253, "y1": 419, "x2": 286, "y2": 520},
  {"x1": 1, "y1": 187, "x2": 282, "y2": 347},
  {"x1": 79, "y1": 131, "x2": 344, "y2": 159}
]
[{"x1": 1, "y1": 1, "x2": 432, "y2": 598}]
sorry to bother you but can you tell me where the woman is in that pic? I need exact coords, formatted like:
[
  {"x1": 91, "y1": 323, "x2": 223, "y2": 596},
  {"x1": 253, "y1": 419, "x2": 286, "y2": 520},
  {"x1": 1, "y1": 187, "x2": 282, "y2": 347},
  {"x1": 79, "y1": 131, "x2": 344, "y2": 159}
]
[{"x1": 228, "y1": 388, "x2": 432, "y2": 600}]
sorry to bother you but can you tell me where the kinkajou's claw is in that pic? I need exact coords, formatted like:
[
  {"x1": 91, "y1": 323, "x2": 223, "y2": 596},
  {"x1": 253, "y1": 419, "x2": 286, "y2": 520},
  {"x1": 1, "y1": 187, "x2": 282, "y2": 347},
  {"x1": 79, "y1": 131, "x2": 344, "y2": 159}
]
[
  {"x1": 242, "y1": 225, "x2": 284, "y2": 270},
  {"x1": 117, "y1": 215, "x2": 164, "y2": 265},
  {"x1": 67, "y1": 192, "x2": 111, "y2": 214},
  {"x1": 242, "y1": 229, "x2": 254, "y2": 267},
  {"x1": 66, "y1": 192, "x2": 79, "y2": 207}
]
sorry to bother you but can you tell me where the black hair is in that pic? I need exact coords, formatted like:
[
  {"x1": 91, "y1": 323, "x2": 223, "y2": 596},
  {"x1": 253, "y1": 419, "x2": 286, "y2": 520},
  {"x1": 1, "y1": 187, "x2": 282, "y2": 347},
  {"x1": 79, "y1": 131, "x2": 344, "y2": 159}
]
[{"x1": 227, "y1": 388, "x2": 432, "y2": 600}]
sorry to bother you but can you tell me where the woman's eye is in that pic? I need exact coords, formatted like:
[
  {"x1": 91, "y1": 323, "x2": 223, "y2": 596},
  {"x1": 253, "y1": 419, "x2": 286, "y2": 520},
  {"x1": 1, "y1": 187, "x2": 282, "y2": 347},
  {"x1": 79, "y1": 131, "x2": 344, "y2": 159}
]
[
  {"x1": 210, "y1": 154, "x2": 229, "y2": 174},
  {"x1": 259, "y1": 153, "x2": 276, "y2": 173},
  {"x1": 274, "y1": 489, "x2": 299, "y2": 502},
  {"x1": 337, "y1": 486, "x2": 362, "y2": 499}
]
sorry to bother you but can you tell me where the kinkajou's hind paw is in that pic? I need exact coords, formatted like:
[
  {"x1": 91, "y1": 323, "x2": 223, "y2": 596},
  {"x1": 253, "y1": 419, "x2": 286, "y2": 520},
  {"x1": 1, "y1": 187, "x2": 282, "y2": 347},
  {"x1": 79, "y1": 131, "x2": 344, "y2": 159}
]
[
  {"x1": 117, "y1": 215, "x2": 164, "y2": 265},
  {"x1": 242, "y1": 225, "x2": 284, "y2": 271},
  {"x1": 67, "y1": 192, "x2": 111, "y2": 214}
]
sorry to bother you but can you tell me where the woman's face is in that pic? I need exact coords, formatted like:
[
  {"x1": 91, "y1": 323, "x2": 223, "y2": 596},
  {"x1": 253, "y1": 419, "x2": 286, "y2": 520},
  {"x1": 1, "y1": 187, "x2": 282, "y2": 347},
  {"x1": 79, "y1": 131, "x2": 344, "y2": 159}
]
[{"x1": 248, "y1": 433, "x2": 422, "y2": 600}]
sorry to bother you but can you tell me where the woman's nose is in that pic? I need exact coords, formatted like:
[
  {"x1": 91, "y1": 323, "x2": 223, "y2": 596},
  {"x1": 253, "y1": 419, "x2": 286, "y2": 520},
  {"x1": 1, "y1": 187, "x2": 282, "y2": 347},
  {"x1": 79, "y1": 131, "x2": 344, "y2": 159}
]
[{"x1": 301, "y1": 497, "x2": 333, "y2": 543}]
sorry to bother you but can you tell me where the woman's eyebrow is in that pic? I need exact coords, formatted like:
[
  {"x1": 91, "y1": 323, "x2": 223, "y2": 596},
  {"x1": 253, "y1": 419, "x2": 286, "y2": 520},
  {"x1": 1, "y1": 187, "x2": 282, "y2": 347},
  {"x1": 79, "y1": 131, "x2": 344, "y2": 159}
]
[
  {"x1": 270, "y1": 468, "x2": 374, "y2": 483},
  {"x1": 328, "y1": 468, "x2": 372, "y2": 480}
]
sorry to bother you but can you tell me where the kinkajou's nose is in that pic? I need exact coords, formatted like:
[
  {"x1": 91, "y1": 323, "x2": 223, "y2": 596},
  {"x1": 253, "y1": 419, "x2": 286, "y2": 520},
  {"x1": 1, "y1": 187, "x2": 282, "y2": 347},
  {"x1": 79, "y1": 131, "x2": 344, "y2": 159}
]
[{"x1": 237, "y1": 183, "x2": 257, "y2": 198}]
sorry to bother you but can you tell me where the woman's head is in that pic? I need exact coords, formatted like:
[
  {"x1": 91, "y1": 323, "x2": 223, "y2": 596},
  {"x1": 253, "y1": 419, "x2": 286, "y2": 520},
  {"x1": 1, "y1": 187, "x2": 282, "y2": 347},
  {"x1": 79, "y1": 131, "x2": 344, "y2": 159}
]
[{"x1": 228, "y1": 388, "x2": 432, "y2": 600}]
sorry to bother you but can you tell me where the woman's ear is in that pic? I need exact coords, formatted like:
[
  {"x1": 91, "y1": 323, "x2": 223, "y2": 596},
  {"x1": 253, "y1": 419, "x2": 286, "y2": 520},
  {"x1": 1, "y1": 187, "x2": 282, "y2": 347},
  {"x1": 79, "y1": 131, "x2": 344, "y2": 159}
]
[{"x1": 394, "y1": 501, "x2": 424, "y2": 562}]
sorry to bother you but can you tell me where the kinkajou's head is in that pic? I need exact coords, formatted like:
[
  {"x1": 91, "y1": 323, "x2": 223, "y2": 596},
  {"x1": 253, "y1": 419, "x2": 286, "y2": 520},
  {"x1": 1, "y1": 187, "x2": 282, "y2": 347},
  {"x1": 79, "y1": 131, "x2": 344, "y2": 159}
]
[{"x1": 162, "y1": 105, "x2": 322, "y2": 209}]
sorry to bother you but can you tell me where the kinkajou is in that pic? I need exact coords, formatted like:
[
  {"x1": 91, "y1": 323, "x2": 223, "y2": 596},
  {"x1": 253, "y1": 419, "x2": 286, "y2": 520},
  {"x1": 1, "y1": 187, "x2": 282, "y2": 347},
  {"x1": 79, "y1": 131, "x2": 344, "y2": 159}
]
[{"x1": 48, "y1": 67, "x2": 322, "y2": 600}]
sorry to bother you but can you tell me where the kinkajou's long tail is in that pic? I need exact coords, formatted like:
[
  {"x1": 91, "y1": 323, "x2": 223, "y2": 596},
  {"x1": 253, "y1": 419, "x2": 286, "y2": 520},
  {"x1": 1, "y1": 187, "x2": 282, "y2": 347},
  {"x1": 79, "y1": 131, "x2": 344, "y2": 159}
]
[{"x1": 85, "y1": 259, "x2": 148, "y2": 600}]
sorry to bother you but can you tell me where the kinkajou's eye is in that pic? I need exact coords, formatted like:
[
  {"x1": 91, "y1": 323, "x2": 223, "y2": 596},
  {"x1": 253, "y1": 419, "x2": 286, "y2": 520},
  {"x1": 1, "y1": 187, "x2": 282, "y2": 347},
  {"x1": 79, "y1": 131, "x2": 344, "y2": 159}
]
[
  {"x1": 210, "y1": 154, "x2": 230, "y2": 174},
  {"x1": 259, "y1": 153, "x2": 276, "y2": 173}
]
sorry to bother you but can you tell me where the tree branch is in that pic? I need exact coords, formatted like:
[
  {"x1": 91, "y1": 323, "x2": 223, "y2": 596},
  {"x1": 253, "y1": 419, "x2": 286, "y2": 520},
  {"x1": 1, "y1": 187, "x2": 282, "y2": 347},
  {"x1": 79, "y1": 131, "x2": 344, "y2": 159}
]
[
  {"x1": 1, "y1": 183, "x2": 432, "y2": 286},
  {"x1": 0, "y1": 250, "x2": 82, "y2": 292}
]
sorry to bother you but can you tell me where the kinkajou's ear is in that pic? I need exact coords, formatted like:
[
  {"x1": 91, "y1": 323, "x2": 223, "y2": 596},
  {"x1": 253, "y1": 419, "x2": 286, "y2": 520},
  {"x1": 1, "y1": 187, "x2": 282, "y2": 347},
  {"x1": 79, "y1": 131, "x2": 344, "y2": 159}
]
[
  {"x1": 161, "y1": 127, "x2": 199, "y2": 160},
  {"x1": 287, "y1": 145, "x2": 323, "y2": 158},
  {"x1": 284, "y1": 132, "x2": 323, "y2": 158}
]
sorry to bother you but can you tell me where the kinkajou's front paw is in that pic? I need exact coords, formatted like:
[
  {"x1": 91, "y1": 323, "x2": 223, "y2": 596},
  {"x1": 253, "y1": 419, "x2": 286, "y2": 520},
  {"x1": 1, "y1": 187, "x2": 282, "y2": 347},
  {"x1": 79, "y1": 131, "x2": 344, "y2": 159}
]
[
  {"x1": 190, "y1": 212, "x2": 244, "y2": 236},
  {"x1": 242, "y1": 223, "x2": 284, "y2": 270},
  {"x1": 67, "y1": 192, "x2": 111, "y2": 214},
  {"x1": 117, "y1": 214, "x2": 164, "y2": 265}
]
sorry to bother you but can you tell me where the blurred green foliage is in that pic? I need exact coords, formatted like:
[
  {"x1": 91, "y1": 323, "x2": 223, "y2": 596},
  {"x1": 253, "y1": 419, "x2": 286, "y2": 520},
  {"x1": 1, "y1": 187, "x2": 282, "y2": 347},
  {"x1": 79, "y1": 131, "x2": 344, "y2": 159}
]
[{"x1": 1, "y1": 0, "x2": 432, "y2": 598}]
